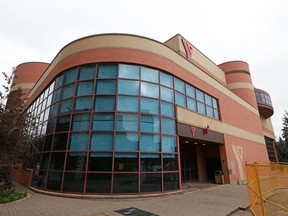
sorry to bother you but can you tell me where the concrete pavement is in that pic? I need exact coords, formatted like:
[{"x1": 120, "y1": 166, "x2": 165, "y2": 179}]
[{"x1": 0, "y1": 183, "x2": 249, "y2": 216}]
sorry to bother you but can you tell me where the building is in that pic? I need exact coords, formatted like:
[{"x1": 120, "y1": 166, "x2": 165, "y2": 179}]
[{"x1": 10, "y1": 33, "x2": 277, "y2": 196}]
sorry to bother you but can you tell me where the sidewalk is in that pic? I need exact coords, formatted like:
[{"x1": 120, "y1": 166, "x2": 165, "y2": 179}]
[{"x1": 0, "y1": 183, "x2": 249, "y2": 216}]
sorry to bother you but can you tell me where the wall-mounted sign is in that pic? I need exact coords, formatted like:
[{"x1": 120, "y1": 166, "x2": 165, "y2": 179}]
[{"x1": 181, "y1": 38, "x2": 193, "y2": 61}]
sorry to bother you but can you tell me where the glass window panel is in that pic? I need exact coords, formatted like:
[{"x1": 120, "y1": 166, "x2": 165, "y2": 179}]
[
  {"x1": 56, "y1": 116, "x2": 70, "y2": 132},
  {"x1": 206, "y1": 106, "x2": 214, "y2": 118},
  {"x1": 52, "y1": 88, "x2": 61, "y2": 103},
  {"x1": 113, "y1": 174, "x2": 138, "y2": 193},
  {"x1": 164, "y1": 173, "x2": 179, "y2": 191},
  {"x1": 65, "y1": 152, "x2": 87, "y2": 171},
  {"x1": 161, "y1": 118, "x2": 176, "y2": 134},
  {"x1": 119, "y1": 64, "x2": 139, "y2": 79},
  {"x1": 55, "y1": 75, "x2": 63, "y2": 89},
  {"x1": 96, "y1": 80, "x2": 116, "y2": 94},
  {"x1": 140, "y1": 134, "x2": 160, "y2": 152},
  {"x1": 61, "y1": 83, "x2": 75, "y2": 99},
  {"x1": 214, "y1": 109, "x2": 219, "y2": 119},
  {"x1": 118, "y1": 80, "x2": 139, "y2": 95},
  {"x1": 95, "y1": 96, "x2": 115, "y2": 111},
  {"x1": 43, "y1": 135, "x2": 53, "y2": 151},
  {"x1": 174, "y1": 78, "x2": 185, "y2": 93},
  {"x1": 63, "y1": 68, "x2": 77, "y2": 84},
  {"x1": 115, "y1": 132, "x2": 138, "y2": 151},
  {"x1": 114, "y1": 153, "x2": 138, "y2": 172},
  {"x1": 90, "y1": 132, "x2": 113, "y2": 150},
  {"x1": 74, "y1": 96, "x2": 92, "y2": 111},
  {"x1": 93, "y1": 113, "x2": 114, "y2": 130},
  {"x1": 79, "y1": 65, "x2": 95, "y2": 80},
  {"x1": 141, "y1": 82, "x2": 159, "y2": 98},
  {"x1": 86, "y1": 173, "x2": 111, "y2": 193},
  {"x1": 46, "y1": 118, "x2": 56, "y2": 134},
  {"x1": 140, "y1": 154, "x2": 161, "y2": 171},
  {"x1": 46, "y1": 94, "x2": 53, "y2": 107},
  {"x1": 88, "y1": 153, "x2": 112, "y2": 171},
  {"x1": 212, "y1": 98, "x2": 218, "y2": 109},
  {"x1": 98, "y1": 64, "x2": 117, "y2": 78},
  {"x1": 62, "y1": 172, "x2": 85, "y2": 192},
  {"x1": 160, "y1": 72, "x2": 173, "y2": 88},
  {"x1": 117, "y1": 96, "x2": 138, "y2": 112},
  {"x1": 49, "y1": 103, "x2": 59, "y2": 118},
  {"x1": 141, "y1": 67, "x2": 158, "y2": 83},
  {"x1": 69, "y1": 132, "x2": 89, "y2": 151},
  {"x1": 197, "y1": 102, "x2": 206, "y2": 115},
  {"x1": 205, "y1": 94, "x2": 212, "y2": 106},
  {"x1": 140, "y1": 173, "x2": 162, "y2": 193},
  {"x1": 77, "y1": 81, "x2": 94, "y2": 96},
  {"x1": 116, "y1": 113, "x2": 138, "y2": 131},
  {"x1": 53, "y1": 133, "x2": 68, "y2": 150},
  {"x1": 163, "y1": 154, "x2": 178, "y2": 171},
  {"x1": 49, "y1": 81, "x2": 55, "y2": 94},
  {"x1": 140, "y1": 115, "x2": 160, "y2": 133},
  {"x1": 196, "y1": 89, "x2": 205, "y2": 102},
  {"x1": 40, "y1": 153, "x2": 50, "y2": 170},
  {"x1": 72, "y1": 113, "x2": 90, "y2": 131},
  {"x1": 161, "y1": 102, "x2": 175, "y2": 117},
  {"x1": 49, "y1": 152, "x2": 65, "y2": 170},
  {"x1": 175, "y1": 92, "x2": 186, "y2": 107},
  {"x1": 160, "y1": 86, "x2": 174, "y2": 102},
  {"x1": 36, "y1": 170, "x2": 47, "y2": 188},
  {"x1": 59, "y1": 99, "x2": 73, "y2": 114},
  {"x1": 187, "y1": 97, "x2": 196, "y2": 111},
  {"x1": 162, "y1": 135, "x2": 177, "y2": 152},
  {"x1": 140, "y1": 98, "x2": 159, "y2": 114},
  {"x1": 46, "y1": 172, "x2": 62, "y2": 191}
]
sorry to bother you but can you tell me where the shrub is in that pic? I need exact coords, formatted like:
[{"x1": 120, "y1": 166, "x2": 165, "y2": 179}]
[{"x1": 0, "y1": 188, "x2": 27, "y2": 204}]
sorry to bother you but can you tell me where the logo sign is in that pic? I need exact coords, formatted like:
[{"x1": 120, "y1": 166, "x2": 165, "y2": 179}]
[
  {"x1": 191, "y1": 126, "x2": 196, "y2": 137},
  {"x1": 181, "y1": 38, "x2": 193, "y2": 61}
]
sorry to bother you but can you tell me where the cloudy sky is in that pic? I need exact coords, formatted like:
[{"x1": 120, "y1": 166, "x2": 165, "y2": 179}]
[{"x1": 0, "y1": 0, "x2": 287, "y2": 138}]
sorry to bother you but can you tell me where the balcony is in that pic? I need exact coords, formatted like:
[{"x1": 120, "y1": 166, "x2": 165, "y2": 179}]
[{"x1": 255, "y1": 88, "x2": 274, "y2": 118}]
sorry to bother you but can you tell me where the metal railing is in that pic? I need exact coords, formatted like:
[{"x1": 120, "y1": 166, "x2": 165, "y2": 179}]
[{"x1": 246, "y1": 162, "x2": 288, "y2": 215}]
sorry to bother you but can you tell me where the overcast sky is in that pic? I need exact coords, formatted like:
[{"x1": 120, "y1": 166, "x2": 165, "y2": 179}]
[{"x1": 0, "y1": 0, "x2": 287, "y2": 139}]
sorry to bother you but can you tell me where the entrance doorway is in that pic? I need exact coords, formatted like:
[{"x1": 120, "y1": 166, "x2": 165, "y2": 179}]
[{"x1": 180, "y1": 143, "x2": 198, "y2": 181}]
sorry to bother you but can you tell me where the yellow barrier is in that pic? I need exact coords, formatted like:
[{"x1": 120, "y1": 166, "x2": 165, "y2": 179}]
[{"x1": 246, "y1": 162, "x2": 288, "y2": 215}]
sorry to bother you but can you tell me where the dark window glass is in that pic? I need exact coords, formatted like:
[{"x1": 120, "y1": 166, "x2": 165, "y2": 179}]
[
  {"x1": 90, "y1": 132, "x2": 113, "y2": 150},
  {"x1": 56, "y1": 116, "x2": 70, "y2": 132},
  {"x1": 63, "y1": 68, "x2": 77, "y2": 84},
  {"x1": 61, "y1": 83, "x2": 75, "y2": 99},
  {"x1": 86, "y1": 173, "x2": 111, "y2": 193},
  {"x1": 53, "y1": 133, "x2": 68, "y2": 150},
  {"x1": 74, "y1": 96, "x2": 92, "y2": 111},
  {"x1": 140, "y1": 173, "x2": 162, "y2": 193},
  {"x1": 140, "y1": 133, "x2": 160, "y2": 152},
  {"x1": 206, "y1": 106, "x2": 214, "y2": 118},
  {"x1": 197, "y1": 102, "x2": 206, "y2": 115},
  {"x1": 161, "y1": 102, "x2": 175, "y2": 117},
  {"x1": 77, "y1": 81, "x2": 94, "y2": 96},
  {"x1": 88, "y1": 153, "x2": 112, "y2": 171},
  {"x1": 49, "y1": 152, "x2": 65, "y2": 170},
  {"x1": 140, "y1": 115, "x2": 160, "y2": 133},
  {"x1": 119, "y1": 64, "x2": 140, "y2": 79},
  {"x1": 49, "y1": 103, "x2": 59, "y2": 118},
  {"x1": 36, "y1": 170, "x2": 47, "y2": 188},
  {"x1": 59, "y1": 99, "x2": 73, "y2": 114},
  {"x1": 175, "y1": 92, "x2": 186, "y2": 107},
  {"x1": 162, "y1": 135, "x2": 177, "y2": 152},
  {"x1": 69, "y1": 132, "x2": 89, "y2": 151},
  {"x1": 46, "y1": 172, "x2": 62, "y2": 191},
  {"x1": 72, "y1": 114, "x2": 90, "y2": 131},
  {"x1": 43, "y1": 135, "x2": 53, "y2": 151},
  {"x1": 113, "y1": 174, "x2": 138, "y2": 193},
  {"x1": 187, "y1": 97, "x2": 196, "y2": 111},
  {"x1": 205, "y1": 94, "x2": 212, "y2": 106},
  {"x1": 140, "y1": 98, "x2": 159, "y2": 114},
  {"x1": 140, "y1": 154, "x2": 161, "y2": 171},
  {"x1": 65, "y1": 152, "x2": 87, "y2": 171},
  {"x1": 141, "y1": 82, "x2": 159, "y2": 98},
  {"x1": 174, "y1": 78, "x2": 185, "y2": 93},
  {"x1": 55, "y1": 75, "x2": 63, "y2": 89},
  {"x1": 93, "y1": 113, "x2": 114, "y2": 130},
  {"x1": 95, "y1": 96, "x2": 115, "y2": 111},
  {"x1": 160, "y1": 72, "x2": 173, "y2": 88},
  {"x1": 160, "y1": 86, "x2": 174, "y2": 102},
  {"x1": 98, "y1": 64, "x2": 117, "y2": 78},
  {"x1": 163, "y1": 154, "x2": 178, "y2": 171},
  {"x1": 115, "y1": 132, "x2": 138, "y2": 151},
  {"x1": 116, "y1": 113, "x2": 138, "y2": 131},
  {"x1": 96, "y1": 80, "x2": 116, "y2": 94},
  {"x1": 40, "y1": 153, "x2": 50, "y2": 170},
  {"x1": 117, "y1": 96, "x2": 138, "y2": 112},
  {"x1": 164, "y1": 173, "x2": 179, "y2": 191},
  {"x1": 114, "y1": 153, "x2": 138, "y2": 171},
  {"x1": 63, "y1": 172, "x2": 85, "y2": 192},
  {"x1": 79, "y1": 65, "x2": 95, "y2": 80},
  {"x1": 52, "y1": 88, "x2": 61, "y2": 103},
  {"x1": 186, "y1": 84, "x2": 195, "y2": 98},
  {"x1": 141, "y1": 67, "x2": 158, "y2": 83},
  {"x1": 118, "y1": 80, "x2": 139, "y2": 95},
  {"x1": 161, "y1": 118, "x2": 176, "y2": 134},
  {"x1": 46, "y1": 118, "x2": 56, "y2": 134},
  {"x1": 196, "y1": 89, "x2": 204, "y2": 102}
]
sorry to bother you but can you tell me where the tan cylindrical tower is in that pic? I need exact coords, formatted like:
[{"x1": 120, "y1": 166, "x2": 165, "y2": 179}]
[{"x1": 219, "y1": 61, "x2": 258, "y2": 109}]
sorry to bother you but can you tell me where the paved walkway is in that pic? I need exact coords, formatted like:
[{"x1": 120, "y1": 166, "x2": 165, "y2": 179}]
[{"x1": 0, "y1": 183, "x2": 249, "y2": 216}]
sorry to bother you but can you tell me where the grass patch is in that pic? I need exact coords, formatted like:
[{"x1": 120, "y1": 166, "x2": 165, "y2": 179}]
[{"x1": 0, "y1": 188, "x2": 27, "y2": 204}]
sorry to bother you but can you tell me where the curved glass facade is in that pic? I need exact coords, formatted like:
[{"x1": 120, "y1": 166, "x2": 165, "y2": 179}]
[
  {"x1": 255, "y1": 91, "x2": 272, "y2": 105},
  {"x1": 28, "y1": 63, "x2": 219, "y2": 194}
]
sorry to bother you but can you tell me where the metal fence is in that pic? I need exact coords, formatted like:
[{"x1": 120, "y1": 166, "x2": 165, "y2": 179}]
[{"x1": 246, "y1": 162, "x2": 288, "y2": 215}]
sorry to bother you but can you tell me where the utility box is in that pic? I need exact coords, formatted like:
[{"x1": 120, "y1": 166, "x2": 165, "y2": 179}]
[{"x1": 214, "y1": 170, "x2": 224, "y2": 184}]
